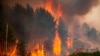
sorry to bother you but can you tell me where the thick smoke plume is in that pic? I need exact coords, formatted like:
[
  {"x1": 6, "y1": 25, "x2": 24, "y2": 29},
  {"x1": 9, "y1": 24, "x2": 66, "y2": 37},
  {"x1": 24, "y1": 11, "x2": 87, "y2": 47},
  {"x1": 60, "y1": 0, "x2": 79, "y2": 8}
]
[{"x1": 61, "y1": 0, "x2": 98, "y2": 16}]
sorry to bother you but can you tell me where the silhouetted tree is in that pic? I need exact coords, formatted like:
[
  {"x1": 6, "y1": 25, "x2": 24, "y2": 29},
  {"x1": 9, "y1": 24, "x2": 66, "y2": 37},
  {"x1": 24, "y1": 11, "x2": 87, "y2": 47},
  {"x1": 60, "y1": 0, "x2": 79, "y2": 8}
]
[
  {"x1": 35, "y1": 8, "x2": 55, "y2": 37},
  {"x1": 17, "y1": 40, "x2": 27, "y2": 56},
  {"x1": 35, "y1": 8, "x2": 56, "y2": 55},
  {"x1": 0, "y1": 4, "x2": 17, "y2": 56}
]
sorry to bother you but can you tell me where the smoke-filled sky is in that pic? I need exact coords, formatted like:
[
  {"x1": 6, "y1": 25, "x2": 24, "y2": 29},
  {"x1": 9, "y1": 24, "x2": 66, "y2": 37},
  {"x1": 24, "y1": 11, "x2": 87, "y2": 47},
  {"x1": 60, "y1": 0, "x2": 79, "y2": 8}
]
[{"x1": 2, "y1": 0, "x2": 100, "y2": 31}]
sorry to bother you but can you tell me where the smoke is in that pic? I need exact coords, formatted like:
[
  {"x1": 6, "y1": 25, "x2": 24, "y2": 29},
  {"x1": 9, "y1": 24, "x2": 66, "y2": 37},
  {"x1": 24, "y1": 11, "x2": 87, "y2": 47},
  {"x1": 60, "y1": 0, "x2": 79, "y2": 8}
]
[
  {"x1": 1, "y1": 0, "x2": 45, "y2": 9},
  {"x1": 2, "y1": 0, "x2": 99, "y2": 16},
  {"x1": 80, "y1": 23, "x2": 100, "y2": 50},
  {"x1": 59, "y1": 0, "x2": 99, "y2": 51},
  {"x1": 2, "y1": 0, "x2": 99, "y2": 23},
  {"x1": 43, "y1": 0, "x2": 100, "y2": 52},
  {"x1": 61, "y1": 0, "x2": 98, "y2": 16}
]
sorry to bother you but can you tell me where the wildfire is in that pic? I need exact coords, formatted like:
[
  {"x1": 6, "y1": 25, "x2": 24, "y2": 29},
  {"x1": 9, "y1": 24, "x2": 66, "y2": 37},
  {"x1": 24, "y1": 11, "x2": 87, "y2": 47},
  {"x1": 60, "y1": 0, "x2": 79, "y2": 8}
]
[
  {"x1": 31, "y1": 44, "x2": 44, "y2": 56},
  {"x1": 45, "y1": 0, "x2": 63, "y2": 56}
]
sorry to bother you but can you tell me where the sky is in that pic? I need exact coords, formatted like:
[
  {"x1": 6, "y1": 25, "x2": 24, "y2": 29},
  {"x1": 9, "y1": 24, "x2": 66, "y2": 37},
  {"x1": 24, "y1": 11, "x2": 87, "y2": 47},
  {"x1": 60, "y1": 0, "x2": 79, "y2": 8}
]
[{"x1": 84, "y1": 1, "x2": 100, "y2": 31}]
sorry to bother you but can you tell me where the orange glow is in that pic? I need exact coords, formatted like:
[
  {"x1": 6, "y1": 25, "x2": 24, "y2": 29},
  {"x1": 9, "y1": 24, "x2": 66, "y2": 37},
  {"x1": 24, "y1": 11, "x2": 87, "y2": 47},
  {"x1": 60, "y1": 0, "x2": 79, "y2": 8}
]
[
  {"x1": 5, "y1": 39, "x2": 18, "y2": 56},
  {"x1": 53, "y1": 14, "x2": 61, "y2": 56},
  {"x1": 57, "y1": 4, "x2": 63, "y2": 19},
  {"x1": 53, "y1": 31, "x2": 61, "y2": 56},
  {"x1": 45, "y1": 0, "x2": 54, "y2": 17},
  {"x1": 10, "y1": 40, "x2": 18, "y2": 56},
  {"x1": 66, "y1": 51, "x2": 70, "y2": 56},
  {"x1": 31, "y1": 44, "x2": 44, "y2": 56},
  {"x1": 66, "y1": 37, "x2": 73, "y2": 49},
  {"x1": 10, "y1": 45, "x2": 17, "y2": 56},
  {"x1": 45, "y1": 0, "x2": 63, "y2": 20}
]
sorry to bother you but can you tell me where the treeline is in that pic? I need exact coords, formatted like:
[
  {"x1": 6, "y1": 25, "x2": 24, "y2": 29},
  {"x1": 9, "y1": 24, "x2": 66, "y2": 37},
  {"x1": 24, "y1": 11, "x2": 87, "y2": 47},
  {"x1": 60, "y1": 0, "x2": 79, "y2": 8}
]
[{"x1": 0, "y1": 3, "x2": 56, "y2": 56}]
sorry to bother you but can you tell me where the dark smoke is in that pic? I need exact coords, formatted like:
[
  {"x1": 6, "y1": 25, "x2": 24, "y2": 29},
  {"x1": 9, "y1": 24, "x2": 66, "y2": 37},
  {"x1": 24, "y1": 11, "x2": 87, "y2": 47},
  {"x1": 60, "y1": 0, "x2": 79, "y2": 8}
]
[
  {"x1": 1, "y1": 0, "x2": 45, "y2": 9},
  {"x1": 61, "y1": 0, "x2": 99, "y2": 16},
  {"x1": 1, "y1": 0, "x2": 99, "y2": 16}
]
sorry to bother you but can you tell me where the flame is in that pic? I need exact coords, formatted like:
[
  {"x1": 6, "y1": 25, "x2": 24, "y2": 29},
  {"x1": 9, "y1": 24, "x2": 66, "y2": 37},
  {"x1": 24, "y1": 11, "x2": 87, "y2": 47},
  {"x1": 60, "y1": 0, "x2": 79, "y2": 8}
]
[
  {"x1": 31, "y1": 44, "x2": 44, "y2": 56},
  {"x1": 57, "y1": 4, "x2": 62, "y2": 19},
  {"x1": 10, "y1": 39, "x2": 18, "y2": 56},
  {"x1": 45, "y1": 0, "x2": 54, "y2": 17},
  {"x1": 53, "y1": 4, "x2": 62, "y2": 55},
  {"x1": 32, "y1": 0, "x2": 63, "y2": 56},
  {"x1": 45, "y1": 0, "x2": 63, "y2": 20},
  {"x1": 10, "y1": 45, "x2": 17, "y2": 56},
  {"x1": 53, "y1": 30, "x2": 61, "y2": 56},
  {"x1": 66, "y1": 37, "x2": 73, "y2": 49},
  {"x1": 5, "y1": 39, "x2": 18, "y2": 56}
]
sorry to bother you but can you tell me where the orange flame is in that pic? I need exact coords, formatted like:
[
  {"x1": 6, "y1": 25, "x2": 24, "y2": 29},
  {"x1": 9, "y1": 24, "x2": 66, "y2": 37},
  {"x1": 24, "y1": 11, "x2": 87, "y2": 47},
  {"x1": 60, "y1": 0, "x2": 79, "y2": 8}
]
[
  {"x1": 53, "y1": 30, "x2": 61, "y2": 56},
  {"x1": 5, "y1": 39, "x2": 18, "y2": 56},
  {"x1": 10, "y1": 45, "x2": 17, "y2": 56},
  {"x1": 53, "y1": 3, "x2": 62, "y2": 56},
  {"x1": 45, "y1": 0, "x2": 63, "y2": 20},
  {"x1": 45, "y1": 0, "x2": 54, "y2": 16},
  {"x1": 31, "y1": 0, "x2": 63, "y2": 56},
  {"x1": 10, "y1": 40, "x2": 18, "y2": 56},
  {"x1": 57, "y1": 4, "x2": 62, "y2": 19},
  {"x1": 45, "y1": 0, "x2": 62, "y2": 55},
  {"x1": 31, "y1": 44, "x2": 44, "y2": 56}
]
